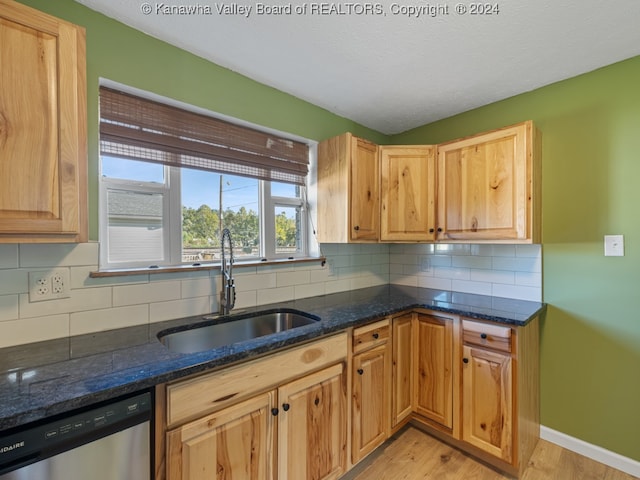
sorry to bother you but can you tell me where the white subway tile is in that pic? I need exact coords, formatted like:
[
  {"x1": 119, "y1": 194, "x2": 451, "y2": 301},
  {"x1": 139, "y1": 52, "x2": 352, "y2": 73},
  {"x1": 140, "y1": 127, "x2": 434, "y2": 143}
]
[
  {"x1": 433, "y1": 266, "x2": 470, "y2": 280},
  {"x1": 451, "y1": 280, "x2": 492, "y2": 296},
  {"x1": 491, "y1": 284, "x2": 542, "y2": 302},
  {"x1": 309, "y1": 267, "x2": 330, "y2": 284},
  {"x1": 469, "y1": 244, "x2": 494, "y2": 256},
  {"x1": 429, "y1": 255, "x2": 452, "y2": 267},
  {"x1": 390, "y1": 274, "x2": 417, "y2": 287},
  {"x1": 490, "y1": 245, "x2": 516, "y2": 257},
  {"x1": 295, "y1": 282, "x2": 325, "y2": 299},
  {"x1": 182, "y1": 277, "x2": 216, "y2": 298},
  {"x1": 417, "y1": 276, "x2": 452, "y2": 290},
  {"x1": 257, "y1": 286, "x2": 294, "y2": 305},
  {"x1": 19, "y1": 288, "x2": 112, "y2": 319},
  {"x1": 113, "y1": 281, "x2": 181, "y2": 307},
  {"x1": 0, "y1": 295, "x2": 19, "y2": 321},
  {"x1": 351, "y1": 254, "x2": 372, "y2": 267},
  {"x1": 150, "y1": 297, "x2": 211, "y2": 322},
  {"x1": 452, "y1": 256, "x2": 492, "y2": 269},
  {"x1": 0, "y1": 245, "x2": 18, "y2": 269},
  {"x1": 0, "y1": 269, "x2": 28, "y2": 295},
  {"x1": 470, "y1": 269, "x2": 515, "y2": 284},
  {"x1": 235, "y1": 273, "x2": 276, "y2": 292},
  {"x1": 516, "y1": 244, "x2": 542, "y2": 258},
  {"x1": 234, "y1": 290, "x2": 257, "y2": 309},
  {"x1": 70, "y1": 266, "x2": 148, "y2": 289},
  {"x1": 0, "y1": 314, "x2": 69, "y2": 348},
  {"x1": 277, "y1": 270, "x2": 310, "y2": 287},
  {"x1": 515, "y1": 271, "x2": 542, "y2": 287},
  {"x1": 70, "y1": 304, "x2": 149, "y2": 335},
  {"x1": 325, "y1": 278, "x2": 351, "y2": 294},
  {"x1": 492, "y1": 256, "x2": 542, "y2": 273},
  {"x1": 19, "y1": 242, "x2": 99, "y2": 268},
  {"x1": 435, "y1": 244, "x2": 470, "y2": 255}
]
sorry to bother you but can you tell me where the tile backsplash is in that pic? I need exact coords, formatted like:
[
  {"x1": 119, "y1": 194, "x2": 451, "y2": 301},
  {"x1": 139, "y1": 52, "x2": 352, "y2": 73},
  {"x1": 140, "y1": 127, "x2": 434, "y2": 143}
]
[{"x1": 0, "y1": 242, "x2": 541, "y2": 348}]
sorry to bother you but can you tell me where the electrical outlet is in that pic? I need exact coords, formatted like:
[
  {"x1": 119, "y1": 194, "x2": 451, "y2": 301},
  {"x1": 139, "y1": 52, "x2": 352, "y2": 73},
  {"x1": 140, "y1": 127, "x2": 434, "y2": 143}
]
[
  {"x1": 325, "y1": 258, "x2": 336, "y2": 277},
  {"x1": 419, "y1": 256, "x2": 432, "y2": 273},
  {"x1": 28, "y1": 268, "x2": 71, "y2": 302}
]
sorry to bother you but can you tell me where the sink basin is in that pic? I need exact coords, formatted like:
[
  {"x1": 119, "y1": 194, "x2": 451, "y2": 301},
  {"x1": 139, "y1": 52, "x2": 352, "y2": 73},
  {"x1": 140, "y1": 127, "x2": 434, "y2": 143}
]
[{"x1": 158, "y1": 309, "x2": 320, "y2": 354}]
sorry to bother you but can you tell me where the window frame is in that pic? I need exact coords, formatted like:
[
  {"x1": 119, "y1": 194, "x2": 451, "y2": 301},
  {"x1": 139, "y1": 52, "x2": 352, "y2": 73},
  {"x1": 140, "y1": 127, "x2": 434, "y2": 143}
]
[{"x1": 99, "y1": 163, "x2": 308, "y2": 270}]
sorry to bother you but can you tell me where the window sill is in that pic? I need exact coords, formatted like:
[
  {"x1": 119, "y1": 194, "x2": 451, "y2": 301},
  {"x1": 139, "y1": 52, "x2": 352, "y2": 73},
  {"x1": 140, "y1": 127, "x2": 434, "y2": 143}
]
[{"x1": 89, "y1": 256, "x2": 327, "y2": 278}]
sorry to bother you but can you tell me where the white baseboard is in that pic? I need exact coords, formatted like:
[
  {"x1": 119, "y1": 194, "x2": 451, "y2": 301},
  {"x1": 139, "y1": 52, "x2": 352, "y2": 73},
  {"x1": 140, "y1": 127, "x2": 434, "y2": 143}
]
[{"x1": 540, "y1": 425, "x2": 640, "y2": 478}]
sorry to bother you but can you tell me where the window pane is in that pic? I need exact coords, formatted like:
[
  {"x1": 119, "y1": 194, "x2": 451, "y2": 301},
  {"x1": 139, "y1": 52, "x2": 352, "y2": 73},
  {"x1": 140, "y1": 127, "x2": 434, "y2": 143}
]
[
  {"x1": 271, "y1": 182, "x2": 300, "y2": 198},
  {"x1": 222, "y1": 176, "x2": 260, "y2": 259},
  {"x1": 181, "y1": 170, "x2": 260, "y2": 261},
  {"x1": 107, "y1": 189, "x2": 164, "y2": 264},
  {"x1": 275, "y1": 206, "x2": 301, "y2": 255},
  {"x1": 102, "y1": 156, "x2": 164, "y2": 183}
]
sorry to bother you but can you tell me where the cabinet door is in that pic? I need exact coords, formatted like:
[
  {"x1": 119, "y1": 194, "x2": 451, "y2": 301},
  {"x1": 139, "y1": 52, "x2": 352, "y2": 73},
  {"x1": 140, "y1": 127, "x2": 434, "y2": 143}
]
[
  {"x1": 414, "y1": 313, "x2": 453, "y2": 429},
  {"x1": 352, "y1": 344, "x2": 389, "y2": 463},
  {"x1": 462, "y1": 345, "x2": 513, "y2": 462},
  {"x1": 317, "y1": 133, "x2": 378, "y2": 243},
  {"x1": 350, "y1": 136, "x2": 379, "y2": 241},
  {"x1": 278, "y1": 363, "x2": 347, "y2": 480},
  {"x1": 391, "y1": 314, "x2": 413, "y2": 427},
  {"x1": 0, "y1": 1, "x2": 87, "y2": 242},
  {"x1": 380, "y1": 146, "x2": 436, "y2": 241},
  {"x1": 167, "y1": 391, "x2": 276, "y2": 480},
  {"x1": 437, "y1": 122, "x2": 536, "y2": 242}
]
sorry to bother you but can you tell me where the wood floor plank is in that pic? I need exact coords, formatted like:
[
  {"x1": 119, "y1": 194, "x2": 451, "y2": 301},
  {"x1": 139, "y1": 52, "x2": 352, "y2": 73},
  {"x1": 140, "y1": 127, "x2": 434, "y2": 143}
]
[{"x1": 345, "y1": 427, "x2": 638, "y2": 480}]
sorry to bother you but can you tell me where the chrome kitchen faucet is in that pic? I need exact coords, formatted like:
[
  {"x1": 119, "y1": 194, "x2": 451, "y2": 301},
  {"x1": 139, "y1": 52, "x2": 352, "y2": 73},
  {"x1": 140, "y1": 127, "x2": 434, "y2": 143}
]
[{"x1": 219, "y1": 228, "x2": 236, "y2": 315}]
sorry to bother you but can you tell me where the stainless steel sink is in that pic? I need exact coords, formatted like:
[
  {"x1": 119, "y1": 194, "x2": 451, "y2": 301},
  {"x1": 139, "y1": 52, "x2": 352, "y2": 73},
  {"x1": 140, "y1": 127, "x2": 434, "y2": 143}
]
[{"x1": 158, "y1": 309, "x2": 320, "y2": 354}]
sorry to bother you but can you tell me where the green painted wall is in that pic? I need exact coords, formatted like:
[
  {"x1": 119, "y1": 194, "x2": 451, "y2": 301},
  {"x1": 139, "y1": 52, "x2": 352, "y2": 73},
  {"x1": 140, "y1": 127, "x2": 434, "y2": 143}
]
[
  {"x1": 18, "y1": 0, "x2": 390, "y2": 240},
  {"x1": 17, "y1": 0, "x2": 640, "y2": 463},
  {"x1": 395, "y1": 57, "x2": 640, "y2": 461}
]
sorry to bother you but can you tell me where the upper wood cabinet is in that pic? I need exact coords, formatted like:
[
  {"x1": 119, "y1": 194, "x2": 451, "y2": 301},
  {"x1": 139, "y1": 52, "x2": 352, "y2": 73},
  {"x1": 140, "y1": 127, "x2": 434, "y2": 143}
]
[
  {"x1": 380, "y1": 146, "x2": 436, "y2": 242},
  {"x1": 436, "y1": 121, "x2": 541, "y2": 243},
  {"x1": 0, "y1": 0, "x2": 87, "y2": 243},
  {"x1": 317, "y1": 132, "x2": 379, "y2": 242}
]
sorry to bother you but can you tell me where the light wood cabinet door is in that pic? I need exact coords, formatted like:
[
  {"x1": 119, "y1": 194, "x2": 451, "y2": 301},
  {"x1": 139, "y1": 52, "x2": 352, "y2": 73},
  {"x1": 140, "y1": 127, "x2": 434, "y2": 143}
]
[
  {"x1": 278, "y1": 363, "x2": 347, "y2": 480},
  {"x1": 317, "y1": 133, "x2": 379, "y2": 242},
  {"x1": 380, "y1": 146, "x2": 436, "y2": 241},
  {"x1": 352, "y1": 344, "x2": 390, "y2": 463},
  {"x1": 166, "y1": 391, "x2": 276, "y2": 480},
  {"x1": 462, "y1": 344, "x2": 513, "y2": 462},
  {"x1": 0, "y1": 0, "x2": 87, "y2": 242},
  {"x1": 414, "y1": 313, "x2": 454, "y2": 429},
  {"x1": 391, "y1": 313, "x2": 413, "y2": 428},
  {"x1": 436, "y1": 121, "x2": 540, "y2": 243}
]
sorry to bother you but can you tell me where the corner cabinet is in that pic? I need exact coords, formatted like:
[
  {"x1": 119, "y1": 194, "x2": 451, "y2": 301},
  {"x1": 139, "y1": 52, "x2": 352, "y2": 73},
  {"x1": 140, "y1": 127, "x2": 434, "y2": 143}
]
[
  {"x1": 317, "y1": 133, "x2": 379, "y2": 242},
  {"x1": 380, "y1": 146, "x2": 436, "y2": 242},
  {"x1": 0, "y1": 0, "x2": 87, "y2": 243},
  {"x1": 436, "y1": 121, "x2": 541, "y2": 243}
]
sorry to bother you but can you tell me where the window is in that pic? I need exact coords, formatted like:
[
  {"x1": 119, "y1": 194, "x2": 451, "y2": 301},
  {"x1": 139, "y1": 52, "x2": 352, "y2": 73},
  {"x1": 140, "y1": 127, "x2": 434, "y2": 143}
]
[{"x1": 98, "y1": 87, "x2": 309, "y2": 269}]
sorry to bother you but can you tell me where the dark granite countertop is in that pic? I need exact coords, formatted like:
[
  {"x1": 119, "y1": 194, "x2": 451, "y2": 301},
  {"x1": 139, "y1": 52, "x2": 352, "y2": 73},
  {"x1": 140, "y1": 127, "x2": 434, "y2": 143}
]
[{"x1": 0, "y1": 285, "x2": 545, "y2": 433}]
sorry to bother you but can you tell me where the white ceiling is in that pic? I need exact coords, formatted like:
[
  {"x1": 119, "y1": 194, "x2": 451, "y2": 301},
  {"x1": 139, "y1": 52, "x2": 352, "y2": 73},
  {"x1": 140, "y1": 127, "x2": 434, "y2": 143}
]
[{"x1": 76, "y1": 0, "x2": 640, "y2": 135}]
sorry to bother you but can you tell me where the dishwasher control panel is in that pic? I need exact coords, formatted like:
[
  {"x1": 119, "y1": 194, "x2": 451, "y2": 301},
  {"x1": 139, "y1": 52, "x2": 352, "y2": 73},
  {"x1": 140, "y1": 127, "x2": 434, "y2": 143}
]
[{"x1": 0, "y1": 391, "x2": 151, "y2": 470}]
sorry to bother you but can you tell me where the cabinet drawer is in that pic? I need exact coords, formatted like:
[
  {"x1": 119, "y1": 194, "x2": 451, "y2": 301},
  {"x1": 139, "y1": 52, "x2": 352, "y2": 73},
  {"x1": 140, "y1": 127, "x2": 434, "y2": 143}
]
[
  {"x1": 462, "y1": 320, "x2": 512, "y2": 353},
  {"x1": 353, "y1": 319, "x2": 389, "y2": 354},
  {"x1": 166, "y1": 332, "x2": 347, "y2": 427}
]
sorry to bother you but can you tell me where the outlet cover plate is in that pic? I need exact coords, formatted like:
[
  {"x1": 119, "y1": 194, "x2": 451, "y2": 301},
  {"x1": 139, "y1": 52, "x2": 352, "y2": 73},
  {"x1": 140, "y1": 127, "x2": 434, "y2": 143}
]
[
  {"x1": 28, "y1": 268, "x2": 71, "y2": 302},
  {"x1": 604, "y1": 235, "x2": 624, "y2": 257}
]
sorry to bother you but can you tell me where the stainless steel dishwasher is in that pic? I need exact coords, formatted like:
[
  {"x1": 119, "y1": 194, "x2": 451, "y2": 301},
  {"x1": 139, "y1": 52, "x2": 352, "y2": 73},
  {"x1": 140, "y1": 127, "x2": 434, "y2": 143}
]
[{"x1": 0, "y1": 390, "x2": 151, "y2": 480}]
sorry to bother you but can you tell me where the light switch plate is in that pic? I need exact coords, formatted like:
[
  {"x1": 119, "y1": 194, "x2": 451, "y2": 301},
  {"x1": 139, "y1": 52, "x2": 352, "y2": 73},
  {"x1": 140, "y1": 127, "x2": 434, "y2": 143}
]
[{"x1": 604, "y1": 235, "x2": 624, "y2": 256}]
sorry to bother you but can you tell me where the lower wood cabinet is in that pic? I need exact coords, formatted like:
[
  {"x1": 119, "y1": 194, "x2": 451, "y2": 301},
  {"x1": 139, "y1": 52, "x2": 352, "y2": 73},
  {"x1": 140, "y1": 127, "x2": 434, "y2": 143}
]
[
  {"x1": 413, "y1": 313, "x2": 455, "y2": 430},
  {"x1": 391, "y1": 314, "x2": 413, "y2": 429},
  {"x1": 167, "y1": 391, "x2": 276, "y2": 480},
  {"x1": 279, "y1": 363, "x2": 347, "y2": 480},
  {"x1": 350, "y1": 319, "x2": 390, "y2": 464},
  {"x1": 462, "y1": 344, "x2": 513, "y2": 462}
]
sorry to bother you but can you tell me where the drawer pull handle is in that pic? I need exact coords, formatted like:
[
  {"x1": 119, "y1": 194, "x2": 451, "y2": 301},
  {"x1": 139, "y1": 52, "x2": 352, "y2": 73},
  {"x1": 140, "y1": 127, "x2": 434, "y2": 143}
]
[
  {"x1": 282, "y1": 403, "x2": 290, "y2": 411},
  {"x1": 463, "y1": 358, "x2": 469, "y2": 364},
  {"x1": 372, "y1": 332, "x2": 379, "y2": 339},
  {"x1": 271, "y1": 408, "x2": 279, "y2": 416},
  {"x1": 480, "y1": 333, "x2": 487, "y2": 339}
]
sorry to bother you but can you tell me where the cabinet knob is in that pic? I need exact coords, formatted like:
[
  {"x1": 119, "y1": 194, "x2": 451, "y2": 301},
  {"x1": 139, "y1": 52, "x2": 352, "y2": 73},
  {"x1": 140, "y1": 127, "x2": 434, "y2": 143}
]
[
  {"x1": 271, "y1": 408, "x2": 279, "y2": 416},
  {"x1": 357, "y1": 368, "x2": 364, "y2": 375},
  {"x1": 480, "y1": 333, "x2": 487, "y2": 339},
  {"x1": 429, "y1": 228, "x2": 435, "y2": 233},
  {"x1": 282, "y1": 403, "x2": 290, "y2": 411},
  {"x1": 354, "y1": 225, "x2": 360, "y2": 231},
  {"x1": 463, "y1": 358, "x2": 469, "y2": 364},
  {"x1": 372, "y1": 332, "x2": 379, "y2": 339},
  {"x1": 437, "y1": 227, "x2": 443, "y2": 233}
]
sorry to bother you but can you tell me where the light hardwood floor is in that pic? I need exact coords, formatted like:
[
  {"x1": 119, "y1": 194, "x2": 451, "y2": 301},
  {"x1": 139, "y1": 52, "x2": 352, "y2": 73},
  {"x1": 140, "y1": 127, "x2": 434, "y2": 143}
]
[{"x1": 345, "y1": 426, "x2": 638, "y2": 480}]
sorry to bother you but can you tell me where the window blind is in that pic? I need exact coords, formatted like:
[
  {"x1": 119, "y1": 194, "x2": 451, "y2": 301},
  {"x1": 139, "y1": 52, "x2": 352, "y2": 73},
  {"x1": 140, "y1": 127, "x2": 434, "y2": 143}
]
[{"x1": 99, "y1": 87, "x2": 309, "y2": 185}]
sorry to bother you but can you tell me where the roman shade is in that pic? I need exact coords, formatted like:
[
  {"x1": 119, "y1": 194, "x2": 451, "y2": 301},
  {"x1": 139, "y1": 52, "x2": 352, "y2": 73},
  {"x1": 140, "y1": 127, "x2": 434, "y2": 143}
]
[{"x1": 99, "y1": 87, "x2": 309, "y2": 185}]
